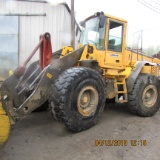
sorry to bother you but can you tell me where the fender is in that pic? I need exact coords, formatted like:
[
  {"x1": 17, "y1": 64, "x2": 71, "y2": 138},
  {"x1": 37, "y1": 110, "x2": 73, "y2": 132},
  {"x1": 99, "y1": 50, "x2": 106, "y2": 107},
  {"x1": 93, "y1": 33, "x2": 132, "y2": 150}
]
[
  {"x1": 126, "y1": 61, "x2": 158, "y2": 93},
  {"x1": 79, "y1": 60, "x2": 100, "y2": 72}
]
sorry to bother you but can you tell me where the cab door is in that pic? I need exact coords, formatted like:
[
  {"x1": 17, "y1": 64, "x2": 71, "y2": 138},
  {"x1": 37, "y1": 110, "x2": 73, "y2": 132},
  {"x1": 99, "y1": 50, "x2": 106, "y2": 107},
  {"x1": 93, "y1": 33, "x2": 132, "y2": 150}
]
[{"x1": 105, "y1": 18, "x2": 126, "y2": 68}]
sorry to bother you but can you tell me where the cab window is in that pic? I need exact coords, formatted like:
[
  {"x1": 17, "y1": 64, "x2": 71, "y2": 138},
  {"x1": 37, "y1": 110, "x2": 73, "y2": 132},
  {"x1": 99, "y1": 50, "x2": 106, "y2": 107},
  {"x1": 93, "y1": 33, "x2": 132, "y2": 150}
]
[{"x1": 108, "y1": 21, "x2": 123, "y2": 52}]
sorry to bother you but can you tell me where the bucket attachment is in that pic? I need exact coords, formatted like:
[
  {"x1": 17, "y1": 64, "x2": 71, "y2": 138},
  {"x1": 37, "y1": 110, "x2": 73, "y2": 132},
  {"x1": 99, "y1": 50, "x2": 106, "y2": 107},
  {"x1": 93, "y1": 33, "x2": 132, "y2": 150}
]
[
  {"x1": 0, "y1": 32, "x2": 85, "y2": 150},
  {"x1": 1, "y1": 32, "x2": 85, "y2": 123}
]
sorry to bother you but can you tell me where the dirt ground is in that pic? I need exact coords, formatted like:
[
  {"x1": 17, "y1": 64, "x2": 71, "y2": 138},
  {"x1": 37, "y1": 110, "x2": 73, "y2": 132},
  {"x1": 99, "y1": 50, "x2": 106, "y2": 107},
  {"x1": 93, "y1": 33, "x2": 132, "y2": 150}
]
[{"x1": 0, "y1": 103, "x2": 160, "y2": 160}]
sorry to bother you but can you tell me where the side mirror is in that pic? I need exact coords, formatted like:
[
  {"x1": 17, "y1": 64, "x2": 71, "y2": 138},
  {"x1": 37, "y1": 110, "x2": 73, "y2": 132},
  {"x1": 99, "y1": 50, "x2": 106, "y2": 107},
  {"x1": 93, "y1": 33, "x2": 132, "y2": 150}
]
[{"x1": 79, "y1": 21, "x2": 85, "y2": 27}]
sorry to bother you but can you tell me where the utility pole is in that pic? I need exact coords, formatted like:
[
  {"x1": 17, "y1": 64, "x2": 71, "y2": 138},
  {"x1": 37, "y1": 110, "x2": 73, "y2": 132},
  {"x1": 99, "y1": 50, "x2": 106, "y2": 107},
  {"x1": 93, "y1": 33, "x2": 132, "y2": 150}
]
[{"x1": 71, "y1": 0, "x2": 75, "y2": 48}]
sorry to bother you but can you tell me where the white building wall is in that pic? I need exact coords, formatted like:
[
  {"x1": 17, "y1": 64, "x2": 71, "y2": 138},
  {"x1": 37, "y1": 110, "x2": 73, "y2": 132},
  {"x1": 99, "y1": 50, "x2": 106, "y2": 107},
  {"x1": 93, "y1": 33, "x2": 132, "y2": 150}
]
[{"x1": 0, "y1": 0, "x2": 73, "y2": 65}]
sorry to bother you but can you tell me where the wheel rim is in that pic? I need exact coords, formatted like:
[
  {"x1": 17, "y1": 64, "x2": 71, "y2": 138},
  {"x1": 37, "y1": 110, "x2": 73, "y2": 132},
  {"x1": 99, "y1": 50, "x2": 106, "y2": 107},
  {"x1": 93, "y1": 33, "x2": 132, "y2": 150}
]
[
  {"x1": 142, "y1": 85, "x2": 158, "y2": 108},
  {"x1": 77, "y1": 86, "x2": 98, "y2": 117}
]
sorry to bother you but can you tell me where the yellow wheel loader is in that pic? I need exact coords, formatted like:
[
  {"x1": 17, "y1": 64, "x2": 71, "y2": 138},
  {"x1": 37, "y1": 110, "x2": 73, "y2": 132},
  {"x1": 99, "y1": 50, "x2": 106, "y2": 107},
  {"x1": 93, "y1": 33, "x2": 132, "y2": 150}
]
[{"x1": 1, "y1": 12, "x2": 160, "y2": 148}]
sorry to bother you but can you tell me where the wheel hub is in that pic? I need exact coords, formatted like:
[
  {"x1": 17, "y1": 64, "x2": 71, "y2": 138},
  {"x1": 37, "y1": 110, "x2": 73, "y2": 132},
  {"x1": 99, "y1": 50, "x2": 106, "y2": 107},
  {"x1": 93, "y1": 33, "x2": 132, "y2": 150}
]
[
  {"x1": 146, "y1": 92, "x2": 151, "y2": 98},
  {"x1": 80, "y1": 92, "x2": 90, "y2": 108},
  {"x1": 142, "y1": 85, "x2": 158, "y2": 108},
  {"x1": 77, "y1": 86, "x2": 98, "y2": 117}
]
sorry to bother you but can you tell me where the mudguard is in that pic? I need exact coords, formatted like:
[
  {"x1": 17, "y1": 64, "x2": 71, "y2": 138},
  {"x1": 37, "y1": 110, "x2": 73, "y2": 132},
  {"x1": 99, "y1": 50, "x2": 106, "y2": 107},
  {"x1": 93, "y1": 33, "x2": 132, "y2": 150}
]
[{"x1": 126, "y1": 61, "x2": 158, "y2": 93}]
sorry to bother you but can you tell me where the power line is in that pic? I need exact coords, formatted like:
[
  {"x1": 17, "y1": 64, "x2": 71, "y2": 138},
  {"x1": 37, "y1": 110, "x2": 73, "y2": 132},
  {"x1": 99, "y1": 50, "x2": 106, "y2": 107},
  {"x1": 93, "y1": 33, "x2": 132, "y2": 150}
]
[
  {"x1": 150, "y1": 0, "x2": 160, "y2": 5},
  {"x1": 139, "y1": 0, "x2": 160, "y2": 11},
  {"x1": 142, "y1": 0, "x2": 160, "y2": 10},
  {"x1": 138, "y1": 0, "x2": 160, "y2": 14}
]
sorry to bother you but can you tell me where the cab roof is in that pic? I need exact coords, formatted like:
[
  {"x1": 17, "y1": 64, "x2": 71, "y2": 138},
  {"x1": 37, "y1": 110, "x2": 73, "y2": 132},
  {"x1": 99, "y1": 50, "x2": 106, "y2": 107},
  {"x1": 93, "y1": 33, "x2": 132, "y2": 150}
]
[
  {"x1": 82, "y1": 12, "x2": 128, "y2": 24},
  {"x1": 105, "y1": 13, "x2": 127, "y2": 23}
]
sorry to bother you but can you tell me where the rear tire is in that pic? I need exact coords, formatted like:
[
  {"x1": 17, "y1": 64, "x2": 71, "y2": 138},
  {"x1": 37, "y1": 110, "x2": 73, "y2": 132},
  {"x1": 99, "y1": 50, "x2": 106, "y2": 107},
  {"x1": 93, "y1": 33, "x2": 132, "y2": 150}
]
[
  {"x1": 128, "y1": 74, "x2": 160, "y2": 117},
  {"x1": 50, "y1": 67, "x2": 105, "y2": 132}
]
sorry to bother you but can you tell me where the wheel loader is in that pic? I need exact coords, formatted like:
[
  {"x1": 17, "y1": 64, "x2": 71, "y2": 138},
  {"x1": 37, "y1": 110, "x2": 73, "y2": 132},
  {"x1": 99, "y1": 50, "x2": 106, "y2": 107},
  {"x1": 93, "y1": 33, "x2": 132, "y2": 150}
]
[{"x1": 1, "y1": 12, "x2": 160, "y2": 149}]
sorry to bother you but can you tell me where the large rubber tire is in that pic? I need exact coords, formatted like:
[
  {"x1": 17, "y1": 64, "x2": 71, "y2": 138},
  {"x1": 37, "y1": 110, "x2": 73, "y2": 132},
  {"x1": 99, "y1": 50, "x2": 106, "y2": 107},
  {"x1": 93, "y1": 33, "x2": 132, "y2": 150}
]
[
  {"x1": 128, "y1": 74, "x2": 160, "y2": 117},
  {"x1": 0, "y1": 102, "x2": 10, "y2": 150},
  {"x1": 50, "y1": 67, "x2": 105, "y2": 132}
]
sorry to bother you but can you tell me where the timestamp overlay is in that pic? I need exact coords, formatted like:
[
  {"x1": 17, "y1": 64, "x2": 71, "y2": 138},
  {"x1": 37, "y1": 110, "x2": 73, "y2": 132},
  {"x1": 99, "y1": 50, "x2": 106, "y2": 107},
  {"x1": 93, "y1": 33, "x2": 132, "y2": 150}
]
[{"x1": 95, "y1": 140, "x2": 147, "y2": 147}]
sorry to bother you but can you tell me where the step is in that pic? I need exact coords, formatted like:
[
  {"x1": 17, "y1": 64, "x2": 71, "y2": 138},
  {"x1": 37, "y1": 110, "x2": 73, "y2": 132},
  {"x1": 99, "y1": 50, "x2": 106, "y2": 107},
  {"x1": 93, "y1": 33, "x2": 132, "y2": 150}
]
[{"x1": 117, "y1": 91, "x2": 127, "y2": 94}]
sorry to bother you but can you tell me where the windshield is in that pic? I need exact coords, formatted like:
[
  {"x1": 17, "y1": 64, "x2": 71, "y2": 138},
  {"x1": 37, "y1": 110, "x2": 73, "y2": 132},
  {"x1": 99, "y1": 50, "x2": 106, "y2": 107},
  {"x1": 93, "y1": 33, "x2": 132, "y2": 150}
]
[{"x1": 79, "y1": 17, "x2": 106, "y2": 50}]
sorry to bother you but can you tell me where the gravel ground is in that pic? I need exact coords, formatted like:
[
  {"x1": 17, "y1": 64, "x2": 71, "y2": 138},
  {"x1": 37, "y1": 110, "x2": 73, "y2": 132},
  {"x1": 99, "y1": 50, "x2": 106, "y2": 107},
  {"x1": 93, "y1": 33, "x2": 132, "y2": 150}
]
[{"x1": 0, "y1": 103, "x2": 160, "y2": 160}]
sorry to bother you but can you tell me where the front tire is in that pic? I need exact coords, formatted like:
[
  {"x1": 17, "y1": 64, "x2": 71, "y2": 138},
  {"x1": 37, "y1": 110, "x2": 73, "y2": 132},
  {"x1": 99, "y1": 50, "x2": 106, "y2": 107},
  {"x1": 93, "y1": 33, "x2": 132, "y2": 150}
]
[
  {"x1": 50, "y1": 67, "x2": 105, "y2": 132},
  {"x1": 128, "y1": 74, "x2": 160, "y2": 117}
]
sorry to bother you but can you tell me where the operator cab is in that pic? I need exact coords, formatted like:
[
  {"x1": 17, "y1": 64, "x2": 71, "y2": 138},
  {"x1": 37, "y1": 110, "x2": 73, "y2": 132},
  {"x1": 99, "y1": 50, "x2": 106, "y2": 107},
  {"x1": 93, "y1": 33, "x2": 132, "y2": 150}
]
[
  {"x1": 79, "y1": 12, "x2": 127, "y2": 68},
  {"x1": 79, "y1": 12, "x2": 106, "y2": 50}
]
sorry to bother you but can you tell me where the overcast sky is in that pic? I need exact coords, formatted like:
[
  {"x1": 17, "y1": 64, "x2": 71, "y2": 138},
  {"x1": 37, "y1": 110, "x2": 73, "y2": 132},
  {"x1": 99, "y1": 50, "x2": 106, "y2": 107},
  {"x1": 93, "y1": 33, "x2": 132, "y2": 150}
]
[
  {"x1": 72, "y1": 0, "x2": 160, "y2": 31},
  {"x1": 64, "y1": 0, "x2": 160, "y2": 48}
]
